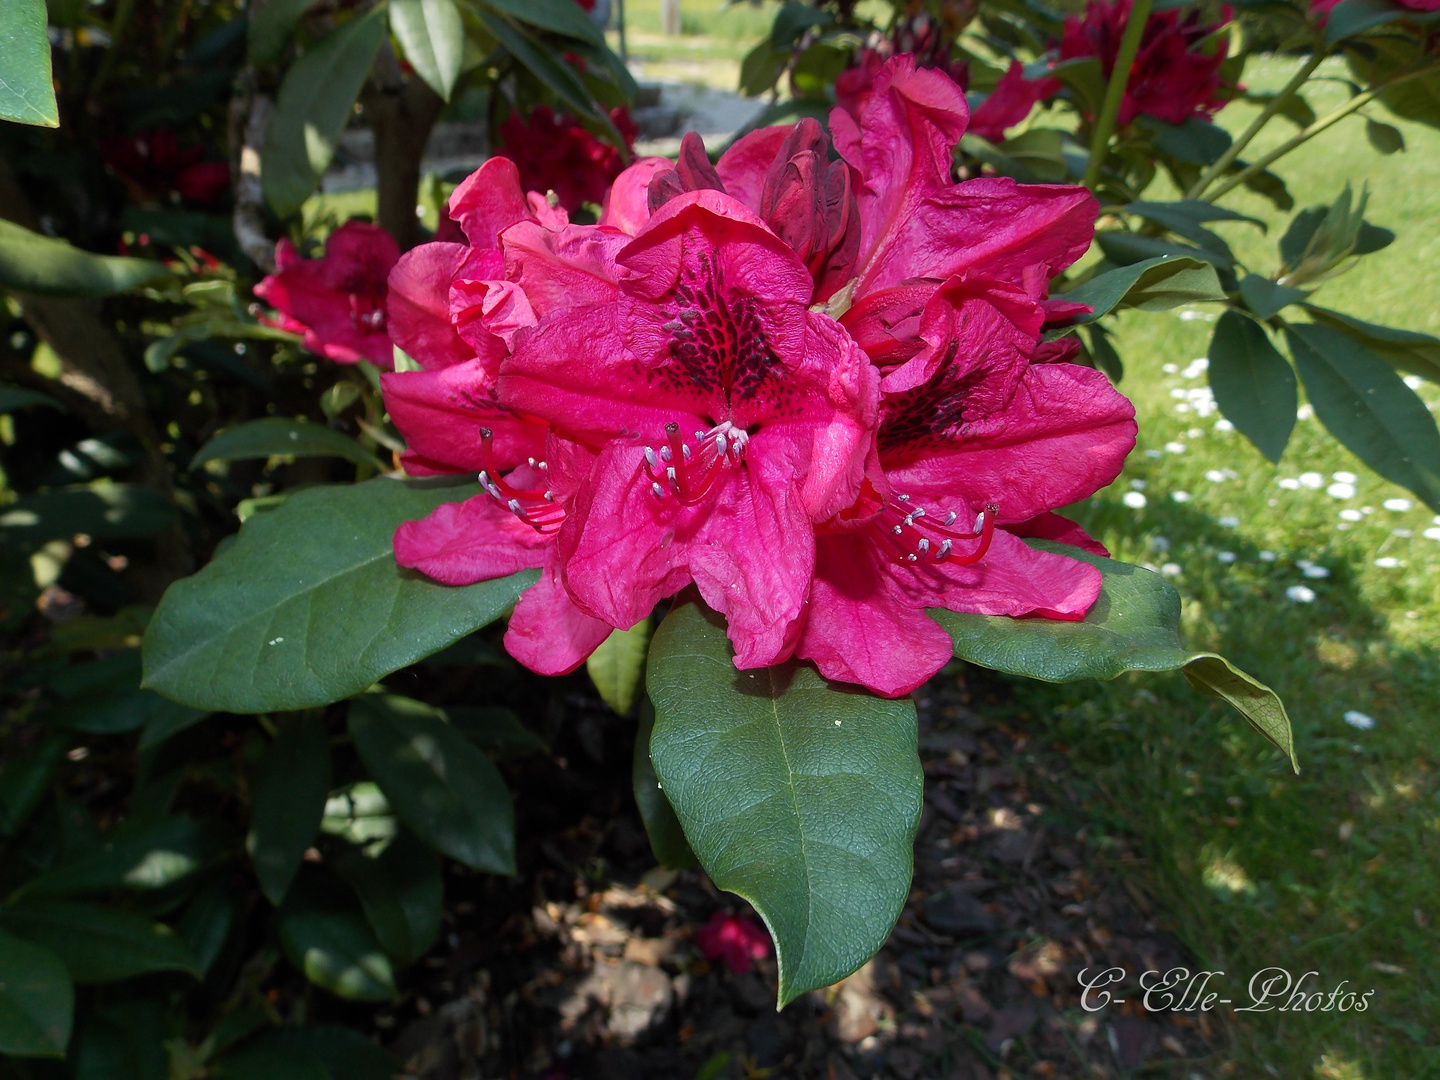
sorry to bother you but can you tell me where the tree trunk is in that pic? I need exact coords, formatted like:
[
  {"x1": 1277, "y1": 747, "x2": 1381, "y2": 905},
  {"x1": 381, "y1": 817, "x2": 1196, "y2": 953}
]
[
  {"x1": 661, "y1": 0, "x2": 681, "y2": 35},
  {"x1": 361, "y1": 74, "x2": 445, "y2": 251}
]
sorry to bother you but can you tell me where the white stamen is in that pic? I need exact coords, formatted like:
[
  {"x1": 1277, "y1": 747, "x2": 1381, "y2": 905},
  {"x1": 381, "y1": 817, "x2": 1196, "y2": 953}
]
[
  {"x1": 893, "y1": 525, "x2": 904, "y2": 535},
  {"x1": 659, "y1": 445, "x2": 672, "y2": 463},
  {"x1": 682, "y1": 443, "x2": 691, "y2": 461},
  {"x1": 918, "y1": 538, "x2": 930, "y2": 553},
  {"x1": 903, "y1": 514, "x2": 914, "y2": 527},
  {"x1": 943, "y1": 511, "x2": 957, "y2": 526},
  {"x1": 716, "y1": 433, "x2": 728, "y2": 455},
  {"x1": 906, "y1": 553, "x2": 918, "y2": 562},
  {"x1": 910, "y1": 507, "x2": 925, "y2": 519},
  {"x1": 507, "y1": 499, "x2": 523, "y2": 515},
  {"x1": 651, "y1": 482, "x2": 665, "y2": 498},
  {"x1": 937, "y1": 539, "x2": 952, "y2": 560},
  {"x1": 666, "y1": 467, "x2": 678, "y2": 484},
  {"x1": 897, "y1": 494, "x2": 911, "y2": 502},
  {"x1": 527, "y1": 457, "x2": 537, "y2": 467}
]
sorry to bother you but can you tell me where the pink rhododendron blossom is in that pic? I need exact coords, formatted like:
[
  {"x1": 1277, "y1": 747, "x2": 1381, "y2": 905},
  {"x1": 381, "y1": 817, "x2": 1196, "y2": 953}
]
[
  {"x1": 497, "y1": 104, "x2": 639, "y2": 211},
  {"x1": 382, "y1": 54, "x2": 1136, "y2": 696},
  {"x1": 254, "y1": 221, "x2": 399, "y2": 367},
  {"x1": 696, "y1": 911, "x2": 771, "y2": 973},
  {"x1": 1059, "y1": 0, "x2": 1235, "y2": 125}
]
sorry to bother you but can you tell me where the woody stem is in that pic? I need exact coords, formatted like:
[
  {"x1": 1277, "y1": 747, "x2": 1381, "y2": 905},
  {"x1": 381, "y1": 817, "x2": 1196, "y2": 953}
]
[{"x1": 1082, "y1": 0, "x2": 1154, "y2": 192}]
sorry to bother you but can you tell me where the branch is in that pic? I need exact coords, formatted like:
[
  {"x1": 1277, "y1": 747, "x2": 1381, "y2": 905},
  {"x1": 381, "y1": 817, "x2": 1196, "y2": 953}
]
[
  {"x1": 230, "y1": 67, "x2": 277, "y2": 274},
  {"x1": 1083, "y1": 0, "x2": 1154, "y2": 191},
  {"x1": 362, "y1": 43, "x2": 445, "y2": 251}
]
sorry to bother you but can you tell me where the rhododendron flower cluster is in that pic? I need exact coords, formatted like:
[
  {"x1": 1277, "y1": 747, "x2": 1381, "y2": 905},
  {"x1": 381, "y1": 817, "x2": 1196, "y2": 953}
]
[
  {"x1": 255, "y1": 221, "x2": 399, "y2": 367},
  {"x1": 101, "y1": 129, "x2": 231, "y2": 205},
  {"x1": 1059, "y1": 0, "x2": 1234, "y2": 125},
  {"x1": 696, "y1": 912, "x2": 772, "y2": 974},
  {"x1": 381, "y1": 55, "x2": 1137, "y2": 697},
  {"x1": 497, "y1": 105, "x2": 639, "y2": 211}
]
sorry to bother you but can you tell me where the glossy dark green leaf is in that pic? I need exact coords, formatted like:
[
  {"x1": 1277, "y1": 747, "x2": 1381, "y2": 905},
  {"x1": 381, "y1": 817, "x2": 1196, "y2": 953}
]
[
  {"x1": 241, "y1": 1026, "x2": 400, "y2": 1080},
  {"x1": 0, "y1": 902, "x2": 201, "y2": 983},
  {"x1": 389, "y1": 0, "x2": 465, "y2": 101},
  {"x1": 1124, "y1": 200, "x2": 1262, "y2": 261},
  {"x1": 1151, "y1": 117, "x2": 1232, "y2": 164},
  {"x1": 138, "y1": 704, "x2": 211, "y2": 751},
  {"x1": 1207, "y1": 310, "x2": 1297, "y2": 463},
  {"x1": 278, "y1": 898, "x2": 396, "y2": 1001},
  {"x1": 0, "y1": 929, "x2": 72, "y2": 1057},
  {"x1": 931, "y1": 542, "x2": 1295, "y2": 768},
  {"x1": 0, "y1": 540, "x2": 35, "y2": 633},
  {"x1": 1324, "y1": 0, "x2": 1403, "y2": 44},
  {"x1": 1237, "y1": 273, "x2": 1308, "y2": 320},
  {"x1": 0, "y1": 385, "x2": 62, "y2": 411},
  {"x1": 0, "y1": 221, "x2": 168, "y2": 296},
  {"x1": 1054, "y1": 256, "x2": 1226, "y2": 325},
  {"x1": 248, "y1": 0, "x2": 320, "y2": 64},
  {"x1": 0, "y1": 733, "x2": 63, "y2": 836},
  {"x1": 142, "y1": 479, "x2": 538, "y2": 712},
  {"x1": 348, "y1": 694, "x2": 515, "y2": 874},
  {"x1": 769, "y1": 0, "x2": 834, "y2": 45},
  {"x1": 475, "y1": 10, "x2": 609, "y2": 130},
  {"x1": 739, "y1": 40, "x2": 788, "y2": 97},
  {"x1": 646, "y1": 598, "x2": 922, "y2": 1006},
  {"x1": 1304, "y1": 305, "x2": 1440, "y2": 382},
  {"x1": 1287, "y1": 324, "x2": 1440, "y2": 512},
  {"x1": 632, "y1": 698, "x2": 697, "y2": 870},
  {"x1": 0, "y1": 483, "x2": 175, "y2": 550},
  {"x1": 482, "y1": 0, "x2": 606, "y2": 45},
  {"x1": 262, "y1": 9, "x2": 388, "y2": 217},
  {"x1": 0, "y1": 0, "x2": 58, "y2": 126},
  {"x1": 332, "y1": 831, "x2": 442, "y2": 964},
  {"x1": 1087, "y1": 323, "x2": 1123, "y2": 382},
  {"x1": 19, "y1": 814, "x2": 226, "y2": 898},
  {"x1": 177, "y1": 878, "x2": 240, "y2": 975},
  {"x1": 587, "y1": 619, "x2": 651, "y2": 716},
  {"x1": 191, "y1": 418, "x2": 385, "y2": 471},
  {"x1": 1043, "y1": 56, "x2": 1105, "y2": 116},
  {"x1": 248, "y1": 715, "x2": 332, "y2": 906},
  {"x1": 48, "y1": 652, "x2": 205, "y2": 736},
  {"x1": 1095, "y1": 232, "x2": 1232, "y2": 270},
  {"x1": 446, "y1": 706, "x2": 548, "y2": 758}
]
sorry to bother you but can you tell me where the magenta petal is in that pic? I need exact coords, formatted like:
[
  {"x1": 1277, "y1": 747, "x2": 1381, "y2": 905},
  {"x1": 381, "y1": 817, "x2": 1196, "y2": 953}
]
[
  {"x1": 500, "y1": 221, "x2": 627, "y2": 320},
  {"x1": 715, "y1": 125, "x2": 793, "y2": 214},
  {"x1": 885, "y1": 363, "x2": 1137, "y2": 524},
  {"x1": 600, "y1": 157, "x2": 674, "y2": 236},
  {"x1": 447, "y1": 157, "x2": 530, "y2": 250},
  {"x1": 1008, "y1": 511, "x2": 1111, "y2": 557},
  {"x1": 504, "y1": 548, "x2": 614, "y2": 675},
  {"x1": 382, "y1": 361, "x2": 547, "y2": 476},
  {"x1": 393, "y1": 493, "x2": 551, "y2": 585},
  {"x1": 798, "y1": 533, "x2": 958, "y2": 698},
  {"x1": 388, "y1": 242, "x2": 474, "y2": 370}
]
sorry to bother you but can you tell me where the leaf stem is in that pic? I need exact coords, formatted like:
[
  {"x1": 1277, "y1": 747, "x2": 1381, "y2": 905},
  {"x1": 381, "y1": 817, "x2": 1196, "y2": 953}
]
[
  {"x1": 1185, "y1": 50, "x2": 1327, "y2": 201},
  {"x1": 1204, "y1": 57, "x2": 1440, "y2": 203},
  {"x1": 1082, "y1": 0, "x2": 1154, "y2": 191}
]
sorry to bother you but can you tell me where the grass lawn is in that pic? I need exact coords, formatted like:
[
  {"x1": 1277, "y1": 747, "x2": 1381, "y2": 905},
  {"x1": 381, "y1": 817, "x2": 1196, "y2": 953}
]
[{"x1": 1001, "y1": 56, "x2": 1440, "y2": 1077}]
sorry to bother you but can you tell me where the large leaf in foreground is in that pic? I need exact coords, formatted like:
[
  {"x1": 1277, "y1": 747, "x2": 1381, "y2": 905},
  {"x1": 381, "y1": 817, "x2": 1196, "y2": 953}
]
[
  {"x1": 646, "y1": 598, "x2": 922, "y2": 1006},
  {"x1": 0, "y1": 0, "x2": 59, "y2": 126},
  {"x1": 930, "y1": 541, "x2": 1296, "y2": 770},
  {"x1": 191, "y1": 417, "x2": 385, "y2": 471},
  {"x1": 1052, "y1": 255, "x2": 1226, "y2": 328},
  {"x1": 0, "y1": 220, "x2": 168, "y2": 296},
  {"x1": 142, "y1": 479, "x2": 537, "y2": 712},
  {"x1": 1207, "y1": 310, "x2": 1297, "y2": 464}
]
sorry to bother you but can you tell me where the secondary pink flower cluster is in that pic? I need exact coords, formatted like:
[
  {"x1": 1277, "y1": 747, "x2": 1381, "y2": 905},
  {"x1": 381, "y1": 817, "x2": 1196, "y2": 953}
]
[
  {"x1": 696, "y1": 911, "x2": 771, "y2": 974},
  {"x1": 1059, "y1": 0, "x2": 1234, "y2": 125},
  {"x1": 497, "y1": 105, "x2": 640, "y2": 212},
  {"x1": 381, "y1": 55, "x2": 1136, "y2": 697}
]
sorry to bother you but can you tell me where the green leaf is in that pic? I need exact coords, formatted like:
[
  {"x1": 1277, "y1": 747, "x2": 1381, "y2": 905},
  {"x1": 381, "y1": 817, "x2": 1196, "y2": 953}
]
[
  {"x1": 1095, "y1": 232, "x2": 1232, "y2": 270},
  {"x1": 1182, "y1": 655, "x2": 1298, "y2": 772},
  {"x1": 1207, "y1": 310, "x2": 1297, "y2": 463},
  {"x1": 1151, "y1": 117, "x2": 1232, "y2": 165},
  {"x1": 587, "y1": 619, "x2": 651, "y2": 716},
  {"x1": 332, "y1": 830, "x2": 442, "y2": 964},
  {"x1": 320, "y1": 782, "x2": 397, "y2": 850},
  {"x1": 769, "y1": 0, "x2": 834, "y2": 46},
  {"x1": 191, "y1": 418, "x2": 386, "y2": 471},
  {"x1": 248, "y1": 0, "x2": 320, "y2": 65},
  {"x1": 632, "y1": 698, "x2": 697, "y2": 870},
  {"x1": 1236, "y1": 273, "x2": 1308, "y2": 320},
  {"x1": 446, "y1": 706, "x2": 548, "y2": 758},
  {"x1": 262, "y1": 9, "x2": 388, "y2": 217},
  {"x1": 19, "y1": 814, "x2": 226, "y2": 898},
  {"x1": 278, "y1": 898, "x2": 396, "y2": 1001},
  {"x1": 0, "y1": 220, "x2": 169, "y2": 297},
  {"x1": 646, "y1": 597, "x2": 923, "y2": 1006},
  {"x1": 0, "y1": 482, "x2": 175, "y2": 551},
  {"x1": 176, "y1": 878, "x2": 239, "y2": 975},
  {"x1": 1324, "y1": 0, "x2": 1403, "y2": 44},
  {"x1": 1087, "y1": 323, "x2": 1123, "y2": 382},
  {"x1": 348, "y1": 694, "x2": 516, "y2": 874},
  {"x1": 481, "y1": 0, "x2": 605, "y2": 46},
  {"x1": 475, "y1": 9, "x2": 609, "y2": 129},
  {"x1": 1043, "y1": 56, "x2": 1105, "y2": 116},
  {"x1": 1303, "y1": 305, "x2": 1440, "y2": 382},
  {"x1": 389, "y1": 0, "x2": 465, "y2": 102},
  {"x1": 0, "y1": 902, "x2": 201, "y2": 983},
  {"x1": 931, "y1": 541, "x2": 1296, "y2": 767},
  {"x1": 1124, "y1": 200, "x2": 1264, "y2": 260},
  {"x1": 738, "y1": 40, "x2": 788, "y2": 97},
  {"x1": 0, "y1": 0, "x2": 58, "y2": 126},
  {"x1": 214, "y1": 1043, "x2": 330, "y2": 1080},
  {"x1": 0, "y1": 384, "x2": 62, "y2": 411},
  {"x1": 142, "y1": 478, "x2": 539, "y2": 712},
  {"x1": 0, "y1": 929, "x2": 72, "y2": 1057},
  {"x1": 249, "y1": 715, "x2": 332, "y2": 906},
  {"x1": 1364, "y1": 116, "x2": 1405, "y2": 154},
  {"x1": 0, "y1": 733, "x2": 64, "y2": 836},
  {"x1": 238, "y1": 1026, "x2": 400, "y2": 1080},
  {"x1": 138, "y1": 703, "x2": 211, "y2": 751},
  {"x1": 1054, "y1": 256, "x2": 1226, "y2": 325},
  {"x1": 47, "y1": 653, "x2": 207, "y2": 737},
  {"x1": 1286, "y1": 324, "x2": 1440, "y2": 512}
]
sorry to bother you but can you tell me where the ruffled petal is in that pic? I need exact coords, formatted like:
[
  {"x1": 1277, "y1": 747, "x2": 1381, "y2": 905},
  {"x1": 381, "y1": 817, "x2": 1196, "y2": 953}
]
[
  {"x1": 600, "y1": 157, "x2": 674, "y2": 236},
  {"x1": 503, "y1": 547, "x2": 614, "y2": 675},
  {"x1": 393, "y1": 492, "x2": 551, "y2": 585},
  {"x1": 388, "y1": 242, "x2": 474, "y2": 370}
]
